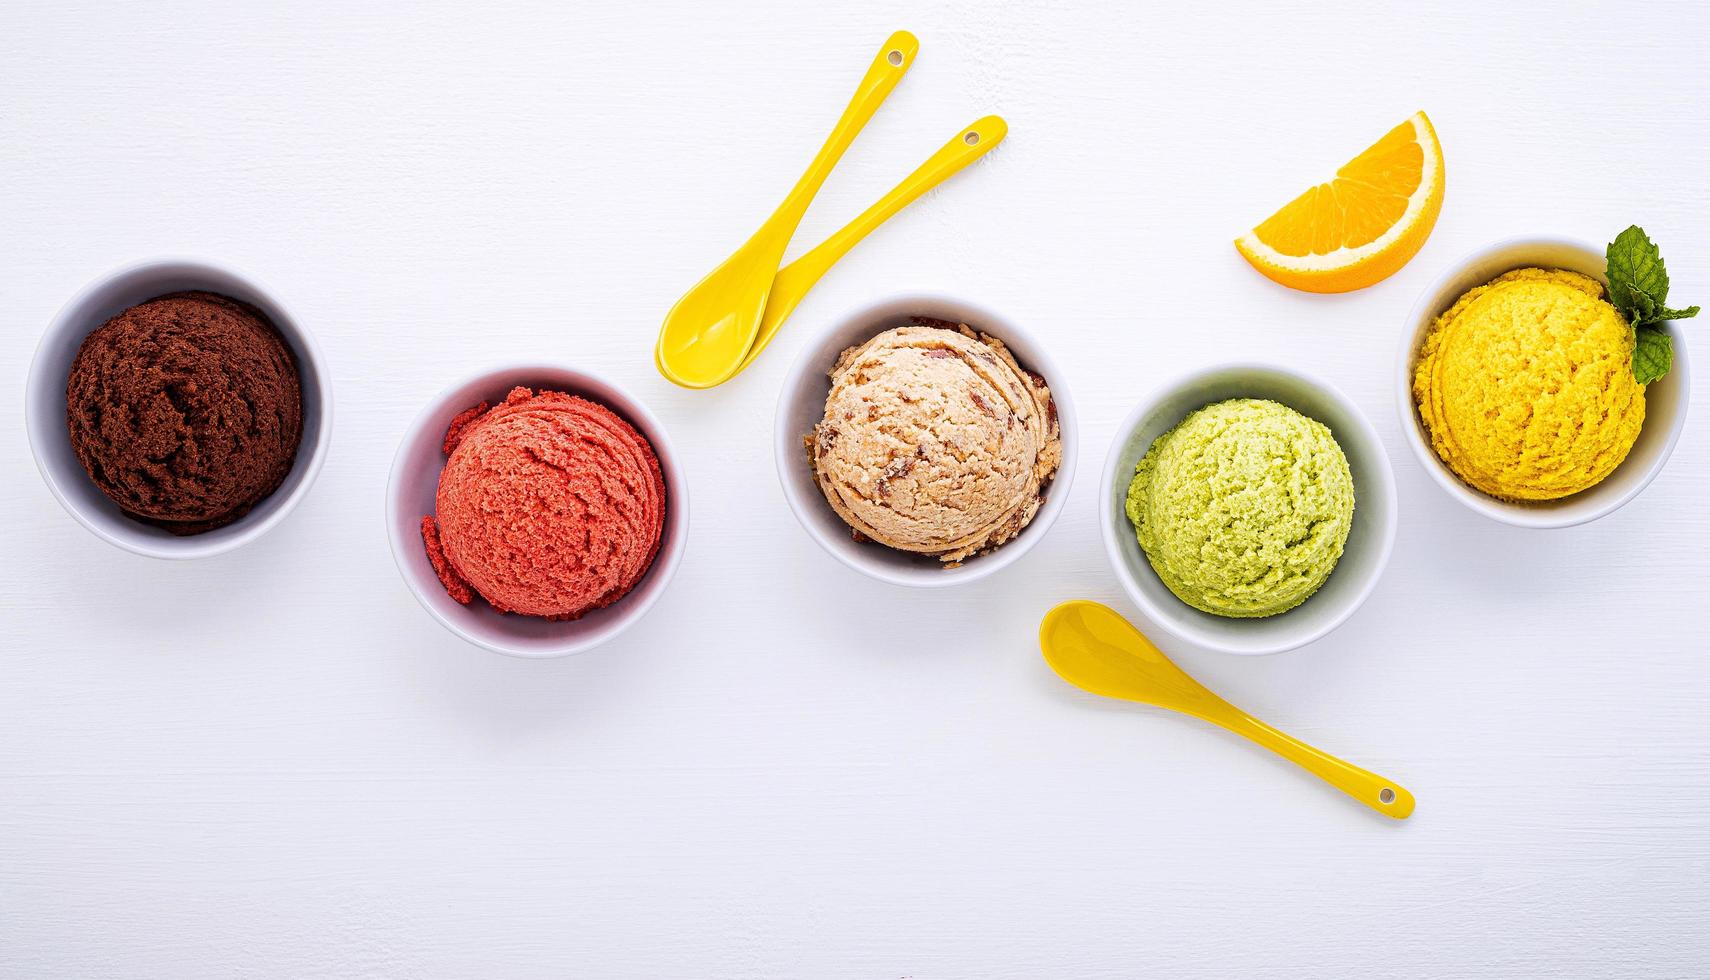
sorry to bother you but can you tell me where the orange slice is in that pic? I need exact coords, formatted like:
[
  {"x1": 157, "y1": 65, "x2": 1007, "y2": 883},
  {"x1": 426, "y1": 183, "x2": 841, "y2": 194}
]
[{"x1": 1235, "y1": 111, "x2": 1444, "y2": 293}]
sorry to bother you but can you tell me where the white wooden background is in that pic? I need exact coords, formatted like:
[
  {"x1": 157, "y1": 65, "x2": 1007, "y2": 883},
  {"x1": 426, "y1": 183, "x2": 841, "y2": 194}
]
[{"x1": 4, "y1": 2, "x2": 1708, "y2": 977}]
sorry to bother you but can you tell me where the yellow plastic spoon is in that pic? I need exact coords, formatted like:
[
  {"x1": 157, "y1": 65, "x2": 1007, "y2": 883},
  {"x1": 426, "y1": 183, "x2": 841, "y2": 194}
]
[
  {"x1": 1039, "y1": 601, "x2": 1415, "y2": 820},
  {"x1": 656, "y1": 30, "x2": 919, "y2": 390},
  {"x1": 734, "y1": 115, "x2": 1008, "y2": 373},
  {"x1": 656, "y1": 115, "x2": 1007, "y2": 381}
]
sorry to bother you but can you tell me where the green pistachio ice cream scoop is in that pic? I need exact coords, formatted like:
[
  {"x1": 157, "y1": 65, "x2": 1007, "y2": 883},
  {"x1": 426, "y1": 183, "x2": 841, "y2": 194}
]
[{"x1": 1125, "y1": 398, "x2": 1355, "y2": 618}]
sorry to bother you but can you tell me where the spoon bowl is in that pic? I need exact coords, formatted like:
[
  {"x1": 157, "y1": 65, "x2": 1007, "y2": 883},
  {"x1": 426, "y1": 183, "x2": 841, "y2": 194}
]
[{"x1": 656, "y1": 248, "x2": 780, "y2": 387}]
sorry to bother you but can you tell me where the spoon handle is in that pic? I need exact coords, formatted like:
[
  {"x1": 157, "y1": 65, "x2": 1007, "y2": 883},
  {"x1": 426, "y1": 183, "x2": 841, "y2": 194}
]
[
  {"x1": 743, "y1": 115, "x2": 1008, "y2": 369},
  {"x1": 1203, "y1": 709, "x2": 1416, "y2": 819},
  {"x1": 767, "y1": 31, "x2": 919, "y2": 239}
]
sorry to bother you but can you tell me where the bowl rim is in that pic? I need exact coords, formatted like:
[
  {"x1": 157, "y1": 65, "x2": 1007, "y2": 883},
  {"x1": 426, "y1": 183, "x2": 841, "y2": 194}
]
[
  {"x1": 773, "y1": 292, "x2": 1078, "y2": 588},
  {"x1": 384, "y1": 361, "x2": 689, "y2": 658},
  {"x1": 1394, "y1": 235, "x2": 1692, "y2": 529},
  {"x1": 24, "y1": 255, "x2": 334, "y2": 560},
  {"x1": 1098, "y1": 361, "x2": 1398, "y2": 655}
]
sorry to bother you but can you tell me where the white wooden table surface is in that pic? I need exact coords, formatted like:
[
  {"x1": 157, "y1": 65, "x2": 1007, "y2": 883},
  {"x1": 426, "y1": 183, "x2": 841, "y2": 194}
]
[{"x1": 4, "y1": 2, "x2": 1708, "y2": 977}]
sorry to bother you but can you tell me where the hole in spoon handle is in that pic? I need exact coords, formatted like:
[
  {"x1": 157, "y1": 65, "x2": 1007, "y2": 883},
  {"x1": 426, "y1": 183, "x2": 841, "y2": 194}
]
[{"x1": 876, "y1": 31, "x2": 918, "y2": 75}]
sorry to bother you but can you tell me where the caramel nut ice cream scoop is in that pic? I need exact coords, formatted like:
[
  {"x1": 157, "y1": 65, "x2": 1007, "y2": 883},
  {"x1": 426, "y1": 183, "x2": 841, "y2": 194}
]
[{"x1": 807, "y1": 323, "x2": 1060, "y2": 564}]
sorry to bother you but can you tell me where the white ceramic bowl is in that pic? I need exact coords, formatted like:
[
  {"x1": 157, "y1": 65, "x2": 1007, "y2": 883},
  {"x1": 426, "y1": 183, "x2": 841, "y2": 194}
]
[
  {"x1": 1397, "y1": 236, "x2": 1691, "y2": 528},
  {"x1": 775, "y1": 294, "x2": 1077, "y2": 588},
  {"x1": 1100, "y1": 364, "x2": 1398, "y2": 656},
  {"x1": 24, "y1": 258, "x2": 333, "y2": 559},
  {"x1": 386, "y1": 364, "x2": 688, "y2": 658}
]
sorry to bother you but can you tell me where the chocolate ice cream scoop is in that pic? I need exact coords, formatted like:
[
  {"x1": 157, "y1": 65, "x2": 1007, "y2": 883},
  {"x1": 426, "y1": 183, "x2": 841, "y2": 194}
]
[{"x1": 65, "y1": 291, "x2": 303, "y2": 535}]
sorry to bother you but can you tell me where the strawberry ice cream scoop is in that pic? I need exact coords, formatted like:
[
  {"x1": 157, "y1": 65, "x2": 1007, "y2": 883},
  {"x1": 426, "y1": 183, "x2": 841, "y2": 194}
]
[{"x1": 421, "y1": 387, "x2": 666, "y2": 620}]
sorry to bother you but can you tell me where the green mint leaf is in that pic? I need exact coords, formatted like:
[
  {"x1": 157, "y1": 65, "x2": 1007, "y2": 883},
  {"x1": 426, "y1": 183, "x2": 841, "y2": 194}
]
[
  {"x1": 1607, "y1": 225, "x2": 1696, "y2": 383},
  {"x1": 1606, "y1": 225, "x2": 1673, "y2": 325},
  {"x1": 1633, "y1": 324, "x2": 1673, "y2": 385}
]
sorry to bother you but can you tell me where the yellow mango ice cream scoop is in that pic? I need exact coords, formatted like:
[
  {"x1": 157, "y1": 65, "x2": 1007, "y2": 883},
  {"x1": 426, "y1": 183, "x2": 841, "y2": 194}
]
[{"x1": 1040, "y1": 601, "x2": 1414, "y2": 819}]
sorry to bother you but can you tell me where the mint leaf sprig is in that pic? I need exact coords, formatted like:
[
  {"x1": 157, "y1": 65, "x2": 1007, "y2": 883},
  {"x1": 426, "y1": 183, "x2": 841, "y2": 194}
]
[{"x1": 1606, "y1": 225, "x2": 1698, "y2": 385}]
